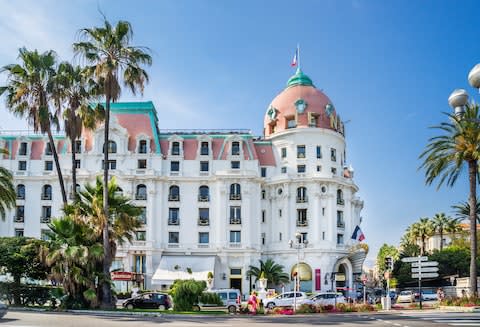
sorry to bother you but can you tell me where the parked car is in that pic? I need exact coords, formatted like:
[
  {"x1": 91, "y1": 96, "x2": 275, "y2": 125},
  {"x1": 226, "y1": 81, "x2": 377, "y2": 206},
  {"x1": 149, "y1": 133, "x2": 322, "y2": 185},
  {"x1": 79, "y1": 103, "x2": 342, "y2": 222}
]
[
  {"x1": 0, "y1": 301, "x2": 7, "y2": 319},
  {"x1": 367, "y1": 288, "x2": 385, "y2": 304},
  {"x1": 264, "y1": 291, "x2": 308, "y2": 309},
  {"x1": 397, "y1": 290, "x2": 414, "y2": 303},
  {"x1": 193, "y1": 289, "x2": 241, "y2": 313},
  {"x1": 302, "y1": 292, "x2": 346, "y2": 306},
  {"x1": 123, "y1": 292, "x2": 171, "y2": 310},
  {"x1": 421, "y1": 290, "x2": 438, "y2": 301}
]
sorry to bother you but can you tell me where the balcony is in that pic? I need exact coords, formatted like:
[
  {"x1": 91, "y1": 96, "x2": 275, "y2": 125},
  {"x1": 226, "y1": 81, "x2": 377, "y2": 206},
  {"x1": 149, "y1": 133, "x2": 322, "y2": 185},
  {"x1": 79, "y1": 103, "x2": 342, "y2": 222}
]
[
  {"x1": 229, "y1": 242, "x2": 241, "y2": 248},
  {"x1": 40, "y1": 217, "x2": 51, "y2": 224},
  {"x1": 138, "y1": 217, "x2": 147, "y2": 225},
  {"x1": 198, "y1": 218, "x2": 210, "y2": 226},
  {"x1": 167, "y1": 243, "x2": 180, "y2": 248},
  {"x1": 337, "y1": 199, "x2": 345, "y2": 205},
  {"x1": 198, "y1": 195, "x2": 210, "y2": 202},
  {"x1": 168, "y1": 219, "x2": 179, "y2": 225},
  {"x1": 197, "y1": 244, "x2": 210, "y2": 248},
  {"x1": 135, "y1": 194, "x2": 147, "y2": 201},
  {"x1": 229, "y1": 194, "x2": 241, "y2": 200},
  {"x1": 16, "y1": 194, "x2": 25, "y2": 200},
  {"x1": 13, "y1": 216, "x2": 24, "y2": 223},
  {"x1": 296, "y1": 196, "x2": 308, "y2": 203},
  {"x1": 168, "y1": 195, "x2": 180, "y2": 201},
  {"x1": 337, "y1": 221, "x2": 345, "y2": 229},
  {"x1": 41, "y1": 194, "x2": 52, "y2": 200},
  {"x1": 296, "y1": 220, "x2": 308, "y2": 227},
  {"x1": 229, "y1": 218, "x2": 242, "y2": 225}
]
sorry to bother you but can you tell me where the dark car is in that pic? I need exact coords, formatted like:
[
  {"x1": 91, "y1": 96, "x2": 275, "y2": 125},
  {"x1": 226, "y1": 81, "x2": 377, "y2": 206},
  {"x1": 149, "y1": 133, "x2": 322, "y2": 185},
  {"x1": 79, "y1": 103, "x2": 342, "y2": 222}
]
[{"x1": 123, "y1": 292, "x2": 171, "y2": 310}]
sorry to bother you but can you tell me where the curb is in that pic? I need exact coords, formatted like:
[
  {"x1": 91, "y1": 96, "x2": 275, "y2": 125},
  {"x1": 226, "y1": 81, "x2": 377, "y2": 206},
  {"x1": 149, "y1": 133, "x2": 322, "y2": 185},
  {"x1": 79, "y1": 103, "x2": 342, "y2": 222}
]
[{"x1": 9, "y1": 307, "x2": 164, "y2": 317}]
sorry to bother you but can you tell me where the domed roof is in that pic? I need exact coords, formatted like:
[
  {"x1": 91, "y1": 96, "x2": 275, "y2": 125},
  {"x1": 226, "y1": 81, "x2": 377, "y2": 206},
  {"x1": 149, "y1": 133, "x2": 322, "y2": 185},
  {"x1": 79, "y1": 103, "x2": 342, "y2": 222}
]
[{"x1": 264, "y1": 68, "x2": 344, "y2": 138}]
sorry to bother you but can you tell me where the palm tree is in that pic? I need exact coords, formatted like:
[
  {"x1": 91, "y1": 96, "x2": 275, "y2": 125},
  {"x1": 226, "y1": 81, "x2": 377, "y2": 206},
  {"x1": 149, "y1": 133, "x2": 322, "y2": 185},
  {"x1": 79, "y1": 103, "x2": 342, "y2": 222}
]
[
  {"x1": 247, "y1": 258, "x2": 290, "y2": 288},
  {"x1": 431, "y1": 213, "x2": 461, "y2": 251},
  {"x1": 0, "y1": 48, "x2": 67, "y2": 205},
  {"x1": 65, "y1": 176, "x2": 142, "y2": 305},
  {"x1": 73, "y1": 20, "x2": 151, "y2": 308},
  {"x1": 0, "y1": 149, "x2": 16, "y2": 220},
  {"x1": 55, "y1": 62, "x2": 103, "y2": 200},
  {"x1": 452, "y1": 199, "x2": 480, "y2": 224},
  {"x1": 420, "y1": 103, "x2": 480, "y2": 296},
  {"x1": 409, "y1": 218, "x2": 434, "y2": 255}
]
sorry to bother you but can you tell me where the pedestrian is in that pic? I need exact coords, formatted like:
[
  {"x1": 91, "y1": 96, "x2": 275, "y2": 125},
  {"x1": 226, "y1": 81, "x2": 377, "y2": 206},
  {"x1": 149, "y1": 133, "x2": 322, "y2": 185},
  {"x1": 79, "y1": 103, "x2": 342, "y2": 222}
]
[
  {"x1": 461, "y1": 289, "x2": 467, "y2": 298},
  {"x1": 436, "y1": 288, "x2": 445, "y2": 301},
  {"x1": 248, "y1": 291, "x2": 258, "y2": 314}
]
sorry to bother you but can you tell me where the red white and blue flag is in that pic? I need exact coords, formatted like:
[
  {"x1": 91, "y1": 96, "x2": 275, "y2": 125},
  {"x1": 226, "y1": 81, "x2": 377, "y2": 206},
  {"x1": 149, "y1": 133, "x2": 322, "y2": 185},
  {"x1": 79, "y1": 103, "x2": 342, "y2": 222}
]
[
  {"x1": 291, "y1": 47, "x2": 299, "y2": 67},
  {"x1": 351, "y1": 225, "x2": 365, "y2": 242}
]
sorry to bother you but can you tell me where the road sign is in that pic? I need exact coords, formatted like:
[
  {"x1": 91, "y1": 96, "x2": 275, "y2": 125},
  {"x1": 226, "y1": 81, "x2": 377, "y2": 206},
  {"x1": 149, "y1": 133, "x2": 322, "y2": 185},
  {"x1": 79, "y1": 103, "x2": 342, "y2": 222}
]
[
  {"x1": 411, "y1": 272, "x2": 439, "y2": 278},
  {"x1": 411, "y1": 261, "x2": 438, "y2": 267},
  {"x1": 412, "y1": 267, "x2": 439, "y2": 273},
  {"x1": 401, "y1": 256, "x2": 428, "y2": 263}
]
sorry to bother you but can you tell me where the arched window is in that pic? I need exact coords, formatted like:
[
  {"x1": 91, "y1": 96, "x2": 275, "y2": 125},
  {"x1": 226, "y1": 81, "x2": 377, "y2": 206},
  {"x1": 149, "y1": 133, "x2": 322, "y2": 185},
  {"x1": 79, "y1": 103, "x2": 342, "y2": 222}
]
[
  {"x1": 169, "y1": 185, "x2": 180, "y2": 201},
  {"x1": 103, "y1": 140, "x2": 117, "y2": 154},
  {"x1": 337, "y1": 189, "x2": 344, "y2": 205},
  {"x1": 198, "y1": 185, "x2": 209, "y2": 201},
  {"x1": 16, "y1": 184, "x2": 25, "y2": 199},
  {"x1": 136, "y1": 184, "x2": 147, "y2": 200},
  {"x1": 138, "y1": 140, "x2": 148, "y2": 154},
  {"x1": 42, "y1": 185, "x2": 52, "y2": 200},
  {"x1": 229, "y1": 183, "x2": 241, "y2": 200},
  {"x1": 297, "y1": 187, "x2": 307, "y2": 203}
]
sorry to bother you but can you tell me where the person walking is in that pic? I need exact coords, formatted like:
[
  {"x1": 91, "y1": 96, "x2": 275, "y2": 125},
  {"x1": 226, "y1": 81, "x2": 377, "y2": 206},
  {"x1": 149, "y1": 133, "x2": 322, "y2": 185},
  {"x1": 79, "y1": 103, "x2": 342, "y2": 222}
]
[{"x1": 248, "y1": 291, "x2": 258, "y2": 314}]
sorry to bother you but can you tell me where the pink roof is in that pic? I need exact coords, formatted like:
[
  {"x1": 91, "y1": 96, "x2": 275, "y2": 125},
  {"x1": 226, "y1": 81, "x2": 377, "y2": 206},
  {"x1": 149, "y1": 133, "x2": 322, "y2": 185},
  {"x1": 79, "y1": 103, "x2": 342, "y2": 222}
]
[
  {"x1": 116, "y1": 114, "x2": 155, "y2": 152},
  {"x1": 254, "y1": 143, "x2": 276, "y2": 166},
  {"x1": 10, "y1": 140, "x2": 18, "y2": 159},
  {"x1": 212, "y1": 139, "x2": 223, "y2": 159},
  {"x1": 160, "y1": 140, "x2": 168, "y2": 157},
  {"x1": 183, "y1": 139, "x2": 198, "y2": 160},
  {"x1": 30, "y1": 140, "x2": 43, "y2": 160}
]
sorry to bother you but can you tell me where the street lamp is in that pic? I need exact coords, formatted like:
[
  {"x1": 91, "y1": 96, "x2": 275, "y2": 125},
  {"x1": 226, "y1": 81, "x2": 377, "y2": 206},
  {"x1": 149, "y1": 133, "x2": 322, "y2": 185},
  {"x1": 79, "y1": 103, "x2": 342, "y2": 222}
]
[{"x1": 289, "y1": 231, "x2": 308, "y2": 313}]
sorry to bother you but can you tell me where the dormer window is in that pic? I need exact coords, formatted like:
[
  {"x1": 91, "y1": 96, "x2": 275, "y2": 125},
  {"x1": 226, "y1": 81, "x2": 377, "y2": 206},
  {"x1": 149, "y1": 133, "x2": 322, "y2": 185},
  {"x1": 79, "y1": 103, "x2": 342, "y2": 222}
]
[
  {"x1": 138, "y1": 140, "x2": 147, "y2": 154},
  {"x1": 171, "y1": 142, "x2": 180, "y2": 155},
  {"x1": 45, "y1": 142, "x2": 53, "y2": 156},
  {"x1": 231, "y1": 142, "x2": 240, "y2": 156},
  {"x1": 294, "y1": 98, "x2": 307, "y2": 114},
  {"x1": 200, "y1": 142, "x2": 209, "y2": 155},
  {"x1": 103, "y1": 140, "x2": 117, "y2": 154},
  {"x1": 19, "y1": 142, "x2": 27, "y2": 156}
]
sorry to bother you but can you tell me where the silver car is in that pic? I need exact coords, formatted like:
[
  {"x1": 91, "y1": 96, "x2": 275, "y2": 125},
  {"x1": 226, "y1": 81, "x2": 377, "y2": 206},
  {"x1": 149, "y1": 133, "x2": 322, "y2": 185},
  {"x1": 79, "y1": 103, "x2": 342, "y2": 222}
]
[
  {"x1": 302, "y1": 292, "x2": 346, "y2": 306},
  {"x1": 264, "y1": 291, "x2": 308, "y2": 309}
]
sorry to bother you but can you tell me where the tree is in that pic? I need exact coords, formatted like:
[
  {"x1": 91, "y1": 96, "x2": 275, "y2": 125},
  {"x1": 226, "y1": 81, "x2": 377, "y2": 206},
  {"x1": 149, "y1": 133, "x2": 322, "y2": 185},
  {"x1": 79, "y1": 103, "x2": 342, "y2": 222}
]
[
  {"x1": 420, "y1": 103, "x2": 480, "y2": 296},
  {"x1": 0, "y1": 48, "x2": 67, "y2": 205},
  {"x1": 246, "y1": 258, "x2": 290, "y2": 288},
  {"x1": 0, "y1": 149, "x2": 16, "y2": 220},
  {"x1": 376, "y1": 244, "x2": 399, "y2": 275},
  {"x1": 73, "y1": 20, "x2": 152, "y2": 308},
  {"x1": 410, "y1": 218, "x2": 434, "y2": 255},
  {"x1": 452, "y1": 198, "x2": 480, "y2": 224},
  {"x1": 431, "y1": 213, "x2": 461, "y2": 251}
]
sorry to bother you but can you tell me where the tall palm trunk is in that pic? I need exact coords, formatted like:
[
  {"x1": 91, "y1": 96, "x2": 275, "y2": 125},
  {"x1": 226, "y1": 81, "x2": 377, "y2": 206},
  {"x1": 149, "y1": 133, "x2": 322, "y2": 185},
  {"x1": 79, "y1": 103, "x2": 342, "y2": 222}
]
[
  {"x1": 439, "y1": 228, "x2": 444, "y2": 251},
  {"x1": 469, "y1": 160, "x2": 478, "y2": 297},
  {"x1": 71, "y1": 139, "x2": 77, "y2": 201},
  {"x1": 421, "y1": 235, "x2": 425, "y2": 255},
  {"x1": 47, "y1": 128, "x2": 67, "y2": 205},
  {"x1": 101, "y1": 93, "x2": 112, "y2": 308}
]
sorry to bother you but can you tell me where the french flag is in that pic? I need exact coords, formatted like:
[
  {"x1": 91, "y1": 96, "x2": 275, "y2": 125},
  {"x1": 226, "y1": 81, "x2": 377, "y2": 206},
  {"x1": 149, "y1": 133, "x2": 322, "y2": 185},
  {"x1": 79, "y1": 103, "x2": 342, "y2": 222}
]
[
  {"x1": 291, "y1": 47, "x2": 298, "y2": 67},
  {"x1": 351, "y1": 225, "x2": 365, "y2": 242}
]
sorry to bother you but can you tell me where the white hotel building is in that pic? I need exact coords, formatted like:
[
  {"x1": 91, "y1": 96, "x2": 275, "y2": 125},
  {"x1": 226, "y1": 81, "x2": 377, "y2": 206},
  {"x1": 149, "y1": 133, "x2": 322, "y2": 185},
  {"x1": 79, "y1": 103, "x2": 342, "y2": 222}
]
[{"x1": 0, "y1": 68, "x2": 365, "y2": 296}]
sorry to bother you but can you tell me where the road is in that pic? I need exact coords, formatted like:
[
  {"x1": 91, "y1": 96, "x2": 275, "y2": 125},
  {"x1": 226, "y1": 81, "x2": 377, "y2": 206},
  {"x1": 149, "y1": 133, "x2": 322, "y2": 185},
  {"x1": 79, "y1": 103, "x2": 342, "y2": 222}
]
[{"x1": 2, "y1": 310, "x2": 480, "y2": 327}]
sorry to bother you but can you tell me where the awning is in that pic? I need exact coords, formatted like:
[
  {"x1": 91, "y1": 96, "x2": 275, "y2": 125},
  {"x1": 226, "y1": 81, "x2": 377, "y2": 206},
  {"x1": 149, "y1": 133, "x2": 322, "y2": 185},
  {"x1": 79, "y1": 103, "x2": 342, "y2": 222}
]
[{"x1": 151, "y1": 256, "x2": 216, "y2": 285}]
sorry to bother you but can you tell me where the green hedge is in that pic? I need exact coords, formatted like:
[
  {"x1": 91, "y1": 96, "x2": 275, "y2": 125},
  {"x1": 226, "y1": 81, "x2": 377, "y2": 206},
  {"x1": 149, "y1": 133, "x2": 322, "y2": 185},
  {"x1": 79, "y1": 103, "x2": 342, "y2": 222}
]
[{"x1": 0, "y1": 282, "x2": 62, "y2": 306}]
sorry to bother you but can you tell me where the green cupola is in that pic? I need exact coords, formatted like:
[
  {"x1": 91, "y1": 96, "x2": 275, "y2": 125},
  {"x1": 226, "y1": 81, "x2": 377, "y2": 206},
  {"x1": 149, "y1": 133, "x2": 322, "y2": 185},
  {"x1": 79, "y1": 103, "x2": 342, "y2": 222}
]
[{"x1": 286, "y1": 68, "x2": 314, "y2": 88}]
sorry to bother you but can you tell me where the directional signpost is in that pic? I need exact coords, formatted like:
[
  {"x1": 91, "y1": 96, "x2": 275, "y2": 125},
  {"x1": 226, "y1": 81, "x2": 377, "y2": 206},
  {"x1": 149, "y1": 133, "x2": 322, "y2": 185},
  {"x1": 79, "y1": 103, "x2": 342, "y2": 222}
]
[{"x1": 401, "y1": 256, "x2": 439, "y2": 309}]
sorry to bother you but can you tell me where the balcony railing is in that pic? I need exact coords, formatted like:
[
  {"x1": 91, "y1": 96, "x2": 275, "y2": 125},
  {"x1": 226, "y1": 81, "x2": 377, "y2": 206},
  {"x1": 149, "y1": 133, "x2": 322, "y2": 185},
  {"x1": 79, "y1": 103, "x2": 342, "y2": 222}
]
[
  {"x1": 229, "y1": 242, "x2": 241, "y2": 248},
  {"x1": 337, "y1": 199, "x2": 345, "y2": 205},
  {"x1": 197, "y1": 244, "x2": 210, "y2": 248},
  {"x1": 337, "y1": 221, "x2": 345, "y2": 228},
  {"x1": 296, "y1": 196, "x2": 308, "y2": 203},
  {"x1": 14, "y1": 216, "x2": 24, "y2": 223},
  {"x1": 198, "y1": 195, "x2": 210, "y2": 202},
  {"x1": 229, "y1": 218, "x2": 242, "y2": 225},
  {"x1": 40, "y1": 216, "x2": 51, "y2": 224},
  {"x1": 168, "y1": 195, "x2": 180, "y2": 201},
  {"x1": 168, "y1": 219, "x2": 179, "y2": 225},
  {"x1": 198, "y1": 218, "x2": 210, "y2": 226},
  {"x1": 41, "y1": 194, "x2": 52, "y2": 200},
  {"x1": 296, "y1": 220, "x2": 308, "y2": 227},
  {"x1": 16, "y1": 194, "x2": 25, "y2": 200},
  {"x1": 135, "y1": 194, "x2": 147, "y2": 200},
  {"x1": 229, "y1": 194, "x2": 241, "y2": 200}
]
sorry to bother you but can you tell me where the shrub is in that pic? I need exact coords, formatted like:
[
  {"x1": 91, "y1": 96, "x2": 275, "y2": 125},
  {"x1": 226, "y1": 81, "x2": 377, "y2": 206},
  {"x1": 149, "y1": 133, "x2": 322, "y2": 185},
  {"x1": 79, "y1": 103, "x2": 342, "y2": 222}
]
[
  {"x1": 296, "y1": 304, "x2": 317, "y2": 314},
  {"x1": 170, "y1": 279, "x2": 206, "y2": 311},
  {"x1": 199, "y1": 292, "x2": 223, "y2": 305}
]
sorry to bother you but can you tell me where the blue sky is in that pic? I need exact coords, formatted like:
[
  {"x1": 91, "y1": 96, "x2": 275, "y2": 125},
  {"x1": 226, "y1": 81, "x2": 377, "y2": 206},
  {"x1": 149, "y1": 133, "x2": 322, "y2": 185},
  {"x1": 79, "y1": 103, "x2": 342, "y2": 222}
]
[{"x1": 0, "y1": 0, "x2": 479, "y2": 264}]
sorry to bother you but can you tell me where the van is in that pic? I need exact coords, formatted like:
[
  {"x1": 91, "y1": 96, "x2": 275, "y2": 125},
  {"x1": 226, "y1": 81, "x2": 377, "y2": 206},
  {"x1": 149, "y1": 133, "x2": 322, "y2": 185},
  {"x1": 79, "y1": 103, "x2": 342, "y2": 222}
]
[{"x1": 194, "y1": 288, "x2": 241, "y2": 313}]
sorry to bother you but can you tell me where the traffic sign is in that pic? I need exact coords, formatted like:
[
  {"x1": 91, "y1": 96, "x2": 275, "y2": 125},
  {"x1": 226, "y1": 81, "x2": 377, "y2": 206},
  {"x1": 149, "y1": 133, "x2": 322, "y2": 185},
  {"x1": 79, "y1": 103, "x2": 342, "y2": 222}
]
[
  {"x1": 412, "y1": 267, "x2": 439, "y2": 273},
  {"x1": 401, "y1": 256, "x2": 428, "y2": 263},
  {"x1": 411, "y1": 272, "x2": 439, "y2": 278},
  {"x1": 411, "y1": 261, "x2": 438, "y2": 267}
]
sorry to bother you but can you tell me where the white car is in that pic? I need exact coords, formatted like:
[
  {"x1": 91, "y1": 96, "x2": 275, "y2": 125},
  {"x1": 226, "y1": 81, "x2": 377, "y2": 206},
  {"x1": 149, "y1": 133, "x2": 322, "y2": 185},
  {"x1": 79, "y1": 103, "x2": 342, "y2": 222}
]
[
  {"x1": 397, "y1": 290, "x2": 414, "y2": 303},
  {"x1": 264, "y1": 292, "x2": 308, "y2": 309},
  {"x1": 302, "y1": 292, "x2": 346, "y2": 306},
  {"x1": 421, "y1": 290, "x2": 438, "y2": 301}
]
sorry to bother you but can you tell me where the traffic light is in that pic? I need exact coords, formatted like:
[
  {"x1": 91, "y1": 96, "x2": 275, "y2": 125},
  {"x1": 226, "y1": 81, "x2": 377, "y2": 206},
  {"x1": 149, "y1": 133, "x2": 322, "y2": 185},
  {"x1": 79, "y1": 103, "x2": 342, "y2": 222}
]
[{"x1": 384, "y1": 256, "x2": 393, "y2": 271}]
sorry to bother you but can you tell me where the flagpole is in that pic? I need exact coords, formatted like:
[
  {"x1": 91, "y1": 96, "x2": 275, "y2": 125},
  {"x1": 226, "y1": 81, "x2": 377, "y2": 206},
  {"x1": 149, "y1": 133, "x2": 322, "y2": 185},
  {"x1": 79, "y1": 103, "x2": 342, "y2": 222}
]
[{"x1": 297, "y1": 44, "x2": 301, "y2": 70}]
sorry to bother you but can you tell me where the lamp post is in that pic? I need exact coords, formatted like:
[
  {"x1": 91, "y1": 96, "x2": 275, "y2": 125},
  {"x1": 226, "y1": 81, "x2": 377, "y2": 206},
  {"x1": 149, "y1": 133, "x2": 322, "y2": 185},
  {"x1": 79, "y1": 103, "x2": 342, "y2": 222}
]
[{"x1": 289, "y1": 231, "x2": 308, "y2": 313}]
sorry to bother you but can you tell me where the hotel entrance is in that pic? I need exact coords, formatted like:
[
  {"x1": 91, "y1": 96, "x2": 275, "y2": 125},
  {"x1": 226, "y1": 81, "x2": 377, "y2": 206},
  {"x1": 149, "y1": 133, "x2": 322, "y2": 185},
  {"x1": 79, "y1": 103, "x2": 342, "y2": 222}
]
[{"x1": 229, "y1": 268, "x2": 242, "y2": 293}]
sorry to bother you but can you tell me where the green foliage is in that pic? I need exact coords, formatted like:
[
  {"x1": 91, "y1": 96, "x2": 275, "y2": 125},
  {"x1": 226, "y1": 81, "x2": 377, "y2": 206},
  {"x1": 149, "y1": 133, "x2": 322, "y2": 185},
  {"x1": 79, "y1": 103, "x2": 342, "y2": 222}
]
[
  {"x1": 198, "y1": 292, "x2": 223, "y2": 305},
  {"x1": 247, "y1": 259, "x2": 289, "y2": 288},
  {"x1": 376, "y1": 244, "x2": 399, "y2": 274},
  {"x1": 0, "y1": 149, "x2": 15, "y2": 221},
  {"x1": 207, "y1": 271, "x2": 214, "y2": 279},
  {"x1": 430, "y1": 247, "x2": 471, "y2": 277},
  {"x1": 0, "y1": 282, "x2": 62, "y2": 307},
  {"x1": 170, "y1": 279, "x2": 206, "y2": 311}
]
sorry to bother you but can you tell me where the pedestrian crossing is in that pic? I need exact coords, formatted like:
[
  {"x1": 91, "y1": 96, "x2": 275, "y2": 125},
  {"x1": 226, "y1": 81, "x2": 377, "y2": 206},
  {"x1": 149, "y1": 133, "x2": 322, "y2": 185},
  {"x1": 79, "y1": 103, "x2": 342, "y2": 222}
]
[{"x1": 402, "y1": 312, "x2": 480, "y2": 326}]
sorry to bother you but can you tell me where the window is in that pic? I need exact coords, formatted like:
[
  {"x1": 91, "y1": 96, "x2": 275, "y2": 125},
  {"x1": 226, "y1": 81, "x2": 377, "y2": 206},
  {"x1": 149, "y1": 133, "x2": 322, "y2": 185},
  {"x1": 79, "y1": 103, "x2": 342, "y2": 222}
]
[
  {"x1": 200, "y1": 161, "x2": 209, "y2": 172},
  {"x1": 229, "y1": 183, "x2": 241, "y2": 200},
  {"x1": 198, "y1": 208, "x2": 209, "y2": 225},
  {"x1": 102, "y1": 160, "x2": 116, "y2": 170},
  {"x1": 103, "y1": 140, "x2": 117, "y2": 154},
  {"x1": 134, "y1": 255, "x2": 146, "y2": 273},
  {"x1": 138, "y1": 140, "x2": 147, "y2": 154},
  {"x1": 168, "y1": 232, "x2": 179, "y2": 244},
  {"x1": 75, "y1": 160, "x2": 81, "y2": 169},
  {"x1": 200, "y1": 142, "x2": 209, "y2": 155},
  {"x1": 297, "y1": 165, "x2": 306, "y2": 173},
  {"x1": 136, "y1": 184, "x2": 147, "y2": 200},
  {"x1": 136, "y1": 231, "x2": 146, "y2": 241},
  {"x1": 45, "y1": 142, "x2": 53, "y2": 155},
  {"x1": 301, "y1": 232, "x2": 308, "y2": 242},
  {"x1": 16, "y1": 184, "x2": 25, "y2": 199},
  {"x1": 231, "y1": 268, "x2": 242, "y2": 275},
  {"x1": 279, "y1": 209, "x2": 282, "y2": 217},
  {"x1": 337, "y1": 211, "x2": 344, "y2": 228},
  {"x1": 337, "y1": 189, "x2": 344, "y2": 205},
  {"x1": 331, "y1": 148, "x2": 337, "y2": 162},
  {"x1": 169, "y1": 185, "x2": 180, "y2": 201},
  {"x1": 261, "y1": 210, "x2": 266, "y2": 223},
  {"x1": 170, "y1": 161, "x2": 179, "y2": 172},
  {"x1": 287, "y1": 118, "x2": 296, "y2": 128},
  {"x1": 42, "y1": 185, "x2": 52, "y2": 200},
  {"x1": 15, "y1": 206, "x2": 24, "y2": 222},
  {"x1": 337, "y1": 234, "x2": 344, "y2": 245},
  {"x1": 261, "y1": 233, "x2": 266, "y2": 245},
  {"x1": 322, "y1": 231, "x2": 325, "y2": 240},
  {"x1": 297, "y1": 187, "x2": 307, "y2": 203},
  {"x1": 18, "y1": 161, "x2": 27, "y2": 171},
  {"x1": 297, "y1": 209, "x2": 308, "y2": 226},
  {"x1": 261, "y1": 189, "x2": 266, "y2": 199},
  {"x1": 281, "y1": 147, "x2": 287, "y2": 158},
  {"x1": 139, "y1": 207, "x2": 147, "y2": 224},
  {"x1": 74, "y1": 140, "x2": 82, "y2": 154},
  {"x1": 309, "y1": 114, "x2": 318, "y2": 127},
  {"x1": 171, "y1": 142, "x2": 180, "y2": 155},
  {"x1": 168, "y1": 208, "x2": 179, "y2": 225},
  {"x1": 198, "y1": 185, "x2": 209, "y2": 201},
  {"x1": 281, "y1": 167, "x2": 287, "y2": 174},
  {"x1": 317, "y1": 165, "x2": 322, "y2": 172},
  {"x1": 44, "y1": 161, "x2": 53, "y2": 171},
  {"x1": 261, "y1": 167, "x2": 267, "y2": 177},
  {"x1": 230, "y1": 206, "x2": 241, "y2": 224},
  {"x1": 19, "y1": 142, "x2": 27, "y2": 156},
  {"x1": 331, "y1": 167, "x2": 337, "y2": 175},
  {"x1": 41, "y1": 206, "x2": 51, "y2": 223},
  {"x1": 316, "y1": 146, "x2": 322, "y2": 159},
  {"x1": 297, "y1": 145, "x2": 306, "y2": 158},
  {"x1": 14, "y1": 229, "x2": 24, "y2": 237},
  {"x1": 231, "y1": 161, "x2": 240, "y2": 169},
  {"x1": 322, "y1": 207, "x2": 325, "y2": 216},
  {"x1": 199, "y1": 232, "x2": 209, "y2": 244},
  {"x1": 279, "y1": 232, "x2": 282, "y2": 241},
  {"x1": 138, "y1": 159, "x2": 147, "y2": 169},
  {"x1": 230, "y1": 231, "x2": 241, "y2": 243},
  {"x1": 231, "y1": 141, "x2": 240, "y2": 155}
]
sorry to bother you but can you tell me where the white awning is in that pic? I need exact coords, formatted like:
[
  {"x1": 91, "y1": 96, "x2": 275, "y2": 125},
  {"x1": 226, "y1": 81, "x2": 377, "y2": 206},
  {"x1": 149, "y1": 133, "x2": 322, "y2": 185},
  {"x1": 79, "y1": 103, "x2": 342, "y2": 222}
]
[{"x1": 151, "y1": 255, "x2": 216, "y2": 285}]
